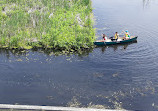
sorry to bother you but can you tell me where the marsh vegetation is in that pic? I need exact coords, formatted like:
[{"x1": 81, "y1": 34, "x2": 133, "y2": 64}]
[{"x1": 0, "y1": 0, "x2": 95, "y2": 51}]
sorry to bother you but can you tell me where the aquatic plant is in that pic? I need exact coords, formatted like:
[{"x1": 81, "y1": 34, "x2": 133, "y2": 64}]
[{"x1": 0, "y1": 0, "x2": 95, "y2": 51}]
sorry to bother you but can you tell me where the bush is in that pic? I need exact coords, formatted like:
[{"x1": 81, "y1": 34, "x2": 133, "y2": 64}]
[{"x1": 0, "y1": 0, "x2": 96, "y2": 51}]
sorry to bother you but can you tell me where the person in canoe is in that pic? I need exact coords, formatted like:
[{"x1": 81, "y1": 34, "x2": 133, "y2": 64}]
[
  {"x1": 110, "y1": 32, "x2": 118, "y2": 41},
  {"x1": 114, "y1": 32, "x2": 119, "y2": 41},
  {"x1": 125, "y1": 30, "x2": 130, "y2": 39},
  {"x1": 102, "y1": 34, "x2": 107, "y2": 42}
]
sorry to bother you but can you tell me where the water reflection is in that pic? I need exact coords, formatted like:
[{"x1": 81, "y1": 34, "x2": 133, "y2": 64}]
[
  {"x1": 0, "y1": 48, "x2": 94, "y2": 58},
  {"x1": 143, "y1": 0, "x2": 151, "y2": 8},
  {"x1": 0, "y1": 49, "x2": 27, "y2": 58},
  {"x1": 96, "y1": 41, "x2": 137, "y2": 53}
]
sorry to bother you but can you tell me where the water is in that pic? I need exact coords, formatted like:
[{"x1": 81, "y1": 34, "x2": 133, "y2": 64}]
[{"x1": 0, "y1": 0, "x2": 158, "y2": 110}]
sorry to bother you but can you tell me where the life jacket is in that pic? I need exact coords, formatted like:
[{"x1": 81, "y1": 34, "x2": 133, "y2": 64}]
[
  {"x1": 114, "y1": 34, "x2": 118, "y2": 39},
  {"x1": 125, "y1": 33, "x2": 130, "y2": 38}
]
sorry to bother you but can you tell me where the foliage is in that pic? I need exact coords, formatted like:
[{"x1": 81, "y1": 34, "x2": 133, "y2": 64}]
[{"x1": 0, "y1": 0, "x2": 95, "y2": 51}]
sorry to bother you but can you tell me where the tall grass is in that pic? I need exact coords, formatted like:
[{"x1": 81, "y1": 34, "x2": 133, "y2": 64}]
[{"x1": 0, "y1": 0, "x2": 95, "y2": 51}]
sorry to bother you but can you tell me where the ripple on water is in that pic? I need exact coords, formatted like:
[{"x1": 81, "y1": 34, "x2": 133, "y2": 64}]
[{"x1": 0, "y1": 63, "x2": 14, "y2": 71}]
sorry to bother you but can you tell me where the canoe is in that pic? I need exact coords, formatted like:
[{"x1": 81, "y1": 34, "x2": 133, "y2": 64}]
[{"x1": 94, "y1": 36, "x2": 138, "y2": 46}]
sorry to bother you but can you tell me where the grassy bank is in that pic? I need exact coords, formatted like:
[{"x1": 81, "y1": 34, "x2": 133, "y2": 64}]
[{"x1": 0, "y1": 0, "x2": 95, "y2": 51}]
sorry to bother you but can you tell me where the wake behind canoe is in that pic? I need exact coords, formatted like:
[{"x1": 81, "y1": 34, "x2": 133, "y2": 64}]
[{"x1": 94, "y1": 36, "x2": 138, "y2": 46}]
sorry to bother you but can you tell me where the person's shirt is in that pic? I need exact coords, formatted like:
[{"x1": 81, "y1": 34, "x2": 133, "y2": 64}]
[
  {"x1": 103, "y1": 37, "x2": 107, "y2": 41},
  {"x1": 114, "y1": 33, "x2": 118, "y2": 39},
  {"x1": 125, "y1": 32, "x2": 130, "y2": 38},
  {"x1": 105, "y1": 37, "x2": 107, "y2": 40}
]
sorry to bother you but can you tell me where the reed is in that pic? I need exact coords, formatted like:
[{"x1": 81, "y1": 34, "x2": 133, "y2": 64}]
[{"x1": 0, "y1": 0, "x2": 95, "y2": 51}]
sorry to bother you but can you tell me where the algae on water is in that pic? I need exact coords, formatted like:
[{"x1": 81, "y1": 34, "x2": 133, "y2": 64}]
[{"x1": 0, "y1": 0, "x2": 95, "y2": 51}]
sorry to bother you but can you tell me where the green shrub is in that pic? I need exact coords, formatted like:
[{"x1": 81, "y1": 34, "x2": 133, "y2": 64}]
[{"x1": 0, "y1": 0, "x2": 96, "y2": 51}]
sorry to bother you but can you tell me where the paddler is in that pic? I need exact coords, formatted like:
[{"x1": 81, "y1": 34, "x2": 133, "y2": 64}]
[
  {"x1": 102, "y1": 34, "x2": 107, "y2": 41},
  {"x1": 125, "y1": 30, "x2": 130, "y2": 39},
  {"x1": 114, "y1": 32, "x2": 119, "y2": 41}
]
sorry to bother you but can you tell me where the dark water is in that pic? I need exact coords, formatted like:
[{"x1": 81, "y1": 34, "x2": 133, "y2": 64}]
[{"x1": 0, "y1": 0, "x2": 158, "y2": 110}]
